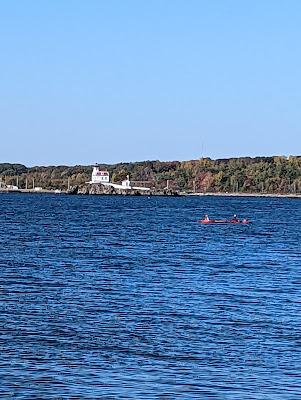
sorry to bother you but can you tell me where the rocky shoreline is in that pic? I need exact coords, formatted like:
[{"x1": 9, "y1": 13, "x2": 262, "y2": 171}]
[
  {"x1": 1, "y1": 186, "x2": 299, "y2": 198},
  {"x1": 66, "y1": 185, "x2": 301, "y2": 198},
  {"x1": 67, "y1": 184, "x2": 180, "y2": 196},
  {"x1": 188, "y1": 192, "x2": 301, "y2": 199}
]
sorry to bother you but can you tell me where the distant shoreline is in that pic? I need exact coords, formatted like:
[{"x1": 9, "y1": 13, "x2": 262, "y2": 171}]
[
  {"x1": 0, "y1": 188, "x2": 300, "y2": 199},
  {"x1": 187, "y1": 192, "x2": 301, "y2": 199},
  {"x1": 1, "y1": 157, "x2": 300, "y2": 196}
]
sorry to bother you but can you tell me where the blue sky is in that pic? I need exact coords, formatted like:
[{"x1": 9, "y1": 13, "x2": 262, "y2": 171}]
[{"x1": 0, "y1": 1, "x2": 300, "y2": 165}]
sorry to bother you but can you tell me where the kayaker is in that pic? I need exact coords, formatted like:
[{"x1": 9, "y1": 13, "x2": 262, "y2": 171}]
[
  {"x1": 204, "y1": 214, "x2": 210, "y2": 221},
  {"x1": 231, "y1": 214, "x2": 239, "y2": 222}
]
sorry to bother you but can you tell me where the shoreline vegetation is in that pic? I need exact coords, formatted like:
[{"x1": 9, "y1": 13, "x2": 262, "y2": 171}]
[
  {"x1": 0, "y1": 189, "x2": 300, "y2": 199},
  {"x1": 0, "y1": 156, "x2": 300, "y2": 197}
]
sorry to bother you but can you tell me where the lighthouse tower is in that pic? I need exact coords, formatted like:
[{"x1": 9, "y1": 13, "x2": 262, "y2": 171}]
[{"x1": 90, "y1": 166, "x2": 110, "y2": 184}]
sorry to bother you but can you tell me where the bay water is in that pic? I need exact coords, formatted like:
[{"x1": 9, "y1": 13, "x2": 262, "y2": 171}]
[{"x1": 0, "y1": 194, "x2": 300, "y2": 399}]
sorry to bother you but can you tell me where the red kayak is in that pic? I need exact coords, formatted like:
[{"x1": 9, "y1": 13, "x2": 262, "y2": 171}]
[
  {"x1": 199, "y1": 220, "x2": 228, "y2": 224},
  {"x1": 198, "y1": 219, "x2": 250, "y2": 224}
]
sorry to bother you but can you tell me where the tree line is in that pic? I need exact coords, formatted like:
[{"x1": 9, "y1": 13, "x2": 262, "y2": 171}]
[{"x1": 0, "y1": 156, "x2": 300, "y2": 194}]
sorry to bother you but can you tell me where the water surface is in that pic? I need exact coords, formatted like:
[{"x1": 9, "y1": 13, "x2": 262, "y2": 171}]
[{"x1": 0, "y1": 194, "x2": 300, "y2": 399}]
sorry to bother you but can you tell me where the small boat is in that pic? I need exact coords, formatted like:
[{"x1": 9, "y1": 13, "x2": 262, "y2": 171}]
[
  {"x1": 198, "y1": 219, "x2": 250, "y2": 225},
  {"x1": 199, "y1": 219, "x2": 228, "y2": 224}
]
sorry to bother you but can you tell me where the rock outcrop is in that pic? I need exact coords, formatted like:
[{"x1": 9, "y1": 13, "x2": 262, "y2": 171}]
[{"x1": 67, "y1": 184, "x2": 179, "y2": 196}]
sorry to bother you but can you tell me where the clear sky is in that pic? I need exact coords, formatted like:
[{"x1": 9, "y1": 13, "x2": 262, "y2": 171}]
[{"x1": 0, "y1": 0, "x2": 300, "y2": 165}]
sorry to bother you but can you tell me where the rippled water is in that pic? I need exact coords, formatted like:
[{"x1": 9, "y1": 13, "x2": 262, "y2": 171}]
[{"x1": 0, "y1": 194, "x2": 300, "y2": 399}]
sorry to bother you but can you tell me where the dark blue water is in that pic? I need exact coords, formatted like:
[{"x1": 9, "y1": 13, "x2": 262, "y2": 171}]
[{"x1": 0, "y1": 194, "x2": 300, "y2": 399}]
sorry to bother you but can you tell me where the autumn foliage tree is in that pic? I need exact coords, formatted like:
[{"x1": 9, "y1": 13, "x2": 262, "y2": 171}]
[{"x1": 1, "y1": 156, "x2": 300, "y2": 194}]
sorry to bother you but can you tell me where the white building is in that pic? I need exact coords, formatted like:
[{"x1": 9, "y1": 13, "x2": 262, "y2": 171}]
[
  {"x1": 6, "y1": 185, "x2": 19, "y2": 191},
  {"x1": 89, "y1": 167, "x2": 110, "y2": 184},
  {"x1": 89, "y1": 166, "x2": 150, "y2": 191}
]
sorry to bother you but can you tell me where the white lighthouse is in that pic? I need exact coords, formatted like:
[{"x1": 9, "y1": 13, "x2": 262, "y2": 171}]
[
  {"x1": 89, "y1": 166, "x2": 110, "y2": 184},
  {"x1": 89, "y1": 166, "x2": 150, "y2": 191}
]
